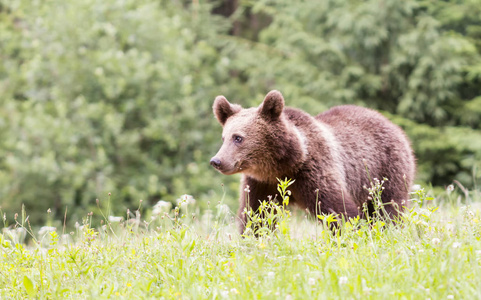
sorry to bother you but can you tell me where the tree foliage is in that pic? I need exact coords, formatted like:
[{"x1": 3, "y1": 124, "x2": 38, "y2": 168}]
[{"x1": 0, "y1": 0, "x2": 480, "y2": 224}]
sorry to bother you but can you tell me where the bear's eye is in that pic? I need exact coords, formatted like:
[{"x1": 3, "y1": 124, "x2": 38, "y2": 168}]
[{"x1": 233, "y1": 135, "x2": 243, "y2": 144}]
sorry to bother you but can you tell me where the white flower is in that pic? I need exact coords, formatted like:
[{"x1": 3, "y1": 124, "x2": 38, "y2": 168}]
[
  {"x1": 108, "y1": 216, "x2": 123, "y2": 223},
  {"x1": 177, "y1": 195, "x2": 196, "y2": 209},
  {"x1": 476, "y1": 250, "x2": 481, "y2": 256},
  {"x1": 38, "y1": 226, "x2": 56, "y2": 236},
  {"x1": 153, "y1": 200, "x2": 172, "y2": 216},
  {"x1": 94, "y1": 67, "x2": 104, "y2": 76},
  {"x1": 411, "y1": 184, "x2": 422, "y2": 191},
  {"x1": 220, "y1": 290, "x2": 229, "y2": 297},
  {"x1": 267, "y1": 272, "x2": 275, "y2": 278},
  {"x1": 308, "y1": 278, "x2": 316, "y2": 285},
  {"x1": 452, "y1": 242, "x2": 461, "y2": 249},
  {"x1": 61, "y1": 234, "x2": 72, "y2": 244},
  {"x1": 432, "y1": 238, "x2": 441, "y2": 245},
  {"x1": 230, "y1": 288, "x2": 239, "y2": 294},
  {"x1": 447, "y1": 295, "x2": 454, "y2": 299},
  {"x1": 217, "y1": 204, "x2": 230, "y2": 215},
  {"x1": 339, "y1": 276, "x2": 348, "y2": 285}
]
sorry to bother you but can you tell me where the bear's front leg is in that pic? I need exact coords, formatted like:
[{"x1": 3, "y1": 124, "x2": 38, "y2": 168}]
[{"x1": 237, "y1": 175, "x2": 279, "y2": 234}]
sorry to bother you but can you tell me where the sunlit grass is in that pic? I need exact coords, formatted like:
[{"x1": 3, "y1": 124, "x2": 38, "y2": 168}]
[{"x1": 1, "y1": 185, "x2": 481, "y2": 299}]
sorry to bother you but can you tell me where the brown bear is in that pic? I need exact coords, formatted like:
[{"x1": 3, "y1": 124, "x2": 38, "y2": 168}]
[{"x1": 210, "y1": 90, "x2": 415, "y2": 232}]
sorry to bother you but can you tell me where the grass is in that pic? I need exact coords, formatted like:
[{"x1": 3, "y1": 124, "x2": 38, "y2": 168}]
[{"x1": 1, "y1": 183, "x2": 481, "y2": 299}]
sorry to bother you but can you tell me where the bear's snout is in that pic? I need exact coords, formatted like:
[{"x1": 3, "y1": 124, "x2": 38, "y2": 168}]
[{"x1": 210, "y1": 157, "x2": 222, "y2": 169}]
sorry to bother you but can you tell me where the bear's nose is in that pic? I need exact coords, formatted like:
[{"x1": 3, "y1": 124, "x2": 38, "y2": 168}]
[{"x1": 210, "y1": 157, "x2": 221, "y2": 168}]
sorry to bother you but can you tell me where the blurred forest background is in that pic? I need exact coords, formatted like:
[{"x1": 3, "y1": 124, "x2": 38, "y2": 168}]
[{"x1": 1, "y1": 0, "x2": 480, "y2": 226}]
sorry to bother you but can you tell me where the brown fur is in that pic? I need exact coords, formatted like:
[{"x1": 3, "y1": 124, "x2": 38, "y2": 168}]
[{"x1": 211, "y1": 90, "x2": 416, "y2": 232}]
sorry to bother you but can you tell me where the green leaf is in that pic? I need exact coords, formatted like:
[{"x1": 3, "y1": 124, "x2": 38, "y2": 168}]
[{"x1": 23, "y1": 275, "x2": 35, "y2": 298}]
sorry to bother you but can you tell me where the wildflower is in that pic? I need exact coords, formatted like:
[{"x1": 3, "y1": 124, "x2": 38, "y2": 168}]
[
  {"x1": 217, "y1": 204, "x2": 230, "y2": 215},
  {"x1": 452, "y1": 242, "x2": 461, "y2": 249},
  {"x1": 230, "y1": 288, "x2": 239, "y2": 294},
  {"x1": 177, "y1": 194, "x2": 196, "y2": 208},
  {"x1": 61, "y1": 234, "x2": 71, "y2": 244},
  {"x1": 38, "y1": 226, "x2": 56, "y2": 236},
  {"x1": 95, "y1": 67, "x2": 104, "y2": 76},
  {"x1": 475, "y1": 250, "x2": 481, "y2": 256},
  {"x1": 108, "y1": 216, "x2": 123, "y2": 223},
  {"x1": 447, "y1": 295, "x2": 454, "y2": 299},
  {"x1": 432, "y1": 238, "x2": 440, "y2": 245},
  {"x1": 244, "y1": 185, "x2": 251, "y2": 193},
  {"x1": 446, "y1": 185, "x2": 454, "y2": 194},
  {"x1": 339, "y1": 276, "x2": 348, "y2": 285},
  {"x1": 268, "y1": 272, "x2": 275, "y2": 278},
  {"x1": 308, "y1": 278, "x2": 316, "y2": 285},
  {"x1": 411, "y1": 184, "x2": 421, "y2": 191},
  {"x1": 153, "y1": 200, "x2": 172, "y2": 216}
]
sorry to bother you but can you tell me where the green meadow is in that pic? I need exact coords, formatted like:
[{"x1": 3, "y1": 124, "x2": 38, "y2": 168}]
[{"x1": 1, "y1": 184, "x2": 480, "y2": 299}]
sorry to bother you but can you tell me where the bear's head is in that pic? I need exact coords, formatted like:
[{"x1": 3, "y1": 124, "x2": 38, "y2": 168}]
[{"x1": 210, "y1": 90, "x2": 305, "y2": 181}]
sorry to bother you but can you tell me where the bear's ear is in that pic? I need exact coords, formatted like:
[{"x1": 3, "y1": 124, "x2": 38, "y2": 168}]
[
  {"x1": 259, "y1": 90, "x2": 284, "y2": 121},
  {"x1": 213, "y1": 96, "x2": 242, "y2": 126}
]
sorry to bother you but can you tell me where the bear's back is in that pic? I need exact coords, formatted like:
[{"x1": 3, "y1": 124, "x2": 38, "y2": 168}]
[
  {"x1": 314, "y1": 105, "x2": 415, "y2": 204},
  {"x1": 315, "y1": 105, "x2": 410, "y2": 149}
]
